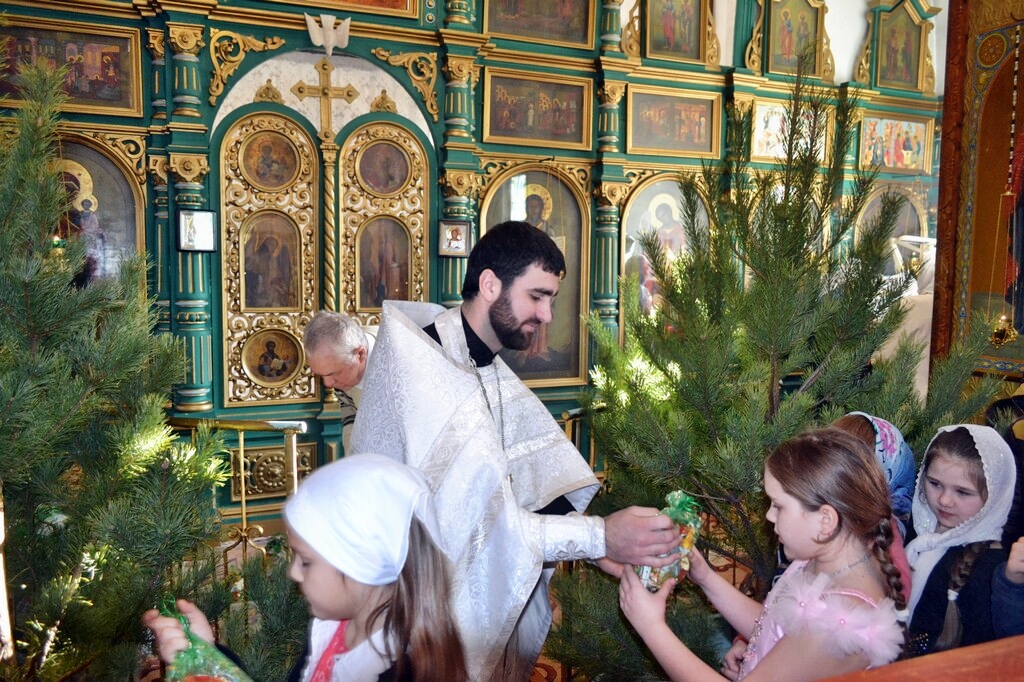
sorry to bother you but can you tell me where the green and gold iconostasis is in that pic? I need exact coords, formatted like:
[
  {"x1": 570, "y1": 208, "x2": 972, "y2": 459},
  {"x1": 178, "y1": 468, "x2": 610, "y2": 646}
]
[{"x1": 1, "y1": 0, "x2": 946, "y2": 521}]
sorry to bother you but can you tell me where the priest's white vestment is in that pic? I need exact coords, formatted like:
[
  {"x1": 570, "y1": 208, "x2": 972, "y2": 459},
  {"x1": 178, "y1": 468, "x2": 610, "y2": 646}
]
[{"x1": 351, "y1": 303, "x2": 603, "y2": 681}]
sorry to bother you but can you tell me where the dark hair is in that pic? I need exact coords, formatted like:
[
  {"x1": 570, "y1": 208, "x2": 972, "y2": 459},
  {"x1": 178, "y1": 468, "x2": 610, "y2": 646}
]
[
  {"x1": 767, "y1": 427, "x2": 908, "y2": 646},
  {"x1": 461, "y1": 220, "x2": 565, "y2": 300},
  {"x1": 922, "y1": 427, "x2": 987, "y2": 504}
]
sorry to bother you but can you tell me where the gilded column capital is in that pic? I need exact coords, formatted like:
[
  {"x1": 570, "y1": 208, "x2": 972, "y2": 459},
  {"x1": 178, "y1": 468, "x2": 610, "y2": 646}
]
[
  {"x1": 146, "y1": 29, "x2": 166, "y2": 59},
  {"x1": 168, "y1": 153, "x2": 210, "y2": 184},
  {"x1": 440, "y1": 169, "x2": 480, "y2": 199},
  {"x1": 443, "y1": 54, "x2": 475, "y2": 84},
  {"x1": 167, "y1": 24, "x2": 206, "y2": 56},
  {"x1": 598, "y1": 82, "x2": 626, "y2": 106},
  {"x1": 593, "y1": 181, "x2": 630, "y2": 208},
  {"x1": 148, "y1": 156, "x2": 169, "y2": 185}
]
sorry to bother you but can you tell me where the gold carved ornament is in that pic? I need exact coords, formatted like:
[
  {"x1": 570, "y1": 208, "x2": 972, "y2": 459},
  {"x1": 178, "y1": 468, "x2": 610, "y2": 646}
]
[
  {"x1": 220, "y1": 114, "x2": 319, "y2": 405},
  {"x1": 209, "y1": 30, "x2": 286, "y2": 106},
  {"x1": 339, "y1": 123, "x2": 430, "y2": 321},
  {"x1": 371, "y1": 48, "x2": 440, "y2": 123}
]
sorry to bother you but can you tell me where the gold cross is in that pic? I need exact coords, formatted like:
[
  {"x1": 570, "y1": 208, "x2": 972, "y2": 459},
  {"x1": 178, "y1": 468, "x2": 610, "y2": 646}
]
[{"x1": 291, "y1": 57, "x2": 358, "y2": 141}]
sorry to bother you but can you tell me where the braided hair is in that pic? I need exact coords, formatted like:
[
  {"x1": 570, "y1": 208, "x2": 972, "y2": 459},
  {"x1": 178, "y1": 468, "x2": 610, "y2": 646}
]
[
  {"x1": 919, "y1": 427, "x2": 990, "y2": 652},
  {"x1": 767, "y1": 427, "x2": 909, "y2": 653}
]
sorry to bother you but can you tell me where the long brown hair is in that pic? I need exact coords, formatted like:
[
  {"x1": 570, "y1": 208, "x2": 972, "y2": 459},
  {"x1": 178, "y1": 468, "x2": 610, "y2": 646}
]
[
  {"x1": 767, "y1": 428, "x2": 908, "y2": 647},
  {"x1": 366, "y1": 518, "x2": 468, "y2": 681}
]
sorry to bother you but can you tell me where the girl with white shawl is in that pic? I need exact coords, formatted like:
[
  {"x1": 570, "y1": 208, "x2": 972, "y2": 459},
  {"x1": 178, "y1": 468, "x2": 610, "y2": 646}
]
[{"x1": 905, "y1": 424, "x2": 1024, "y2": 655}]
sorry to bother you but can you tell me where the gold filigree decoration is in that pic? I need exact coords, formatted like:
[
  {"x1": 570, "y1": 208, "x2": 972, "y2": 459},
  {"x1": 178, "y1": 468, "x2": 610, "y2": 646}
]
[
  {"x1": 371, "y1": 48, "x2": 439, "y2": 123},
  {"x1": 370, "y1": 89, "x2": 398, "y2": 113},
  {"x1": 168, "y1": 153, "x2": 209, "y2": 184},
  {"x1": 339, "y1": 122, "x2": 430, "y2": 319},
  {"x1": 922, "y1": 22, "x2": 936, "y2": 96},
  {"x1": 209, "y1": 30, "x2": 286, "y2": 106},
  {"x1": 221, "y1": 113, "x2": 320, "y2": 405},
  {"x1": 254, "y1": 79, "x2": 284, "y2": 104},
  {"x1": 969, "y1": 0, "x2": 1019, "y2": 37},
  {"x1": 745, "y1": 0, "x2": 765, "y2": 73},
  {"x1": 230, "y1": 443, "x2": 315, "y2": 501},
  {"x1": 622, "y1": 0, "x2": 641, "y2": 59},
  {"x1": 88, "y1": 133, "x2": 147, "y2": 184},
  {"x1": 820, "y1": 27, "x2": 836, "y2": 83},
  {"x1": 146, "y1": 29, "x2": 165, "y2": 59},
  {"x1": 439, "y1": 168, "x2": 480, "y2": 199},
  {"x1": 706, "y1": 6, "x2": 721, "y2": 69},
  {"x1": 854, "y1": 15, "x2": 873, "y2": 84},
  {"x1": 167, "y1": 23, "x2": 205, "y2": 56}
]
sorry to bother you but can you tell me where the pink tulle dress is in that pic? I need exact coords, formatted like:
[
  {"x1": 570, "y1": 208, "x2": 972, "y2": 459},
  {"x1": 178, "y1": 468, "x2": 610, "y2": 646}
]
[{"x1": 738, "y1": 560, "x2": 904, "y2": 679}]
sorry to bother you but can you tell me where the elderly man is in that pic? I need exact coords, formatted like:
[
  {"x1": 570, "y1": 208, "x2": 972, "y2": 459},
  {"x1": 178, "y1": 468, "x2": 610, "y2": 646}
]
[
  {"x1": 302, "y1": 311, "x2": 375, "y2": 452},
  {"x1": 352, "y1": 221, "x2": 679, "y2": 681}
]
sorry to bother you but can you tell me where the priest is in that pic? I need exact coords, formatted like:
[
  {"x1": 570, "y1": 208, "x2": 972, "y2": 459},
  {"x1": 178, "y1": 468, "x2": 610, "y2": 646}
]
[{"x1": 351, "y1": 221, "x2": 679, "y2": 681}]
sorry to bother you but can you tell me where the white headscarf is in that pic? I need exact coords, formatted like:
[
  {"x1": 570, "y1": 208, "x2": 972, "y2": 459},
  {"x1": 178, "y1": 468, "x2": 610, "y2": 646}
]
[
  {"x1": 283, "y1": 453, "x2": 442, "y2": 586},
  {"x1": 904, "y1": 424, "x2": 1016, "y2": 615}
]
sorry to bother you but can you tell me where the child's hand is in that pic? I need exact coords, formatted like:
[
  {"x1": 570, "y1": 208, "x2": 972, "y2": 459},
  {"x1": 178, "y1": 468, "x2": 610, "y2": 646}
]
[
  {"x1": 142, "y1": 599, "x2": 215, "y2": 664},
  {"x1": 1006, "y1": 537, "x2": 1024, "y2": 585},
  {"x1": 619, "y1": 564, "x2": 675, "y2": 639},
  {"x1": 685, "y1": 545, "x2": 712, "y2": 586},
  {"x1": 721, "y1": 636, "x2": 748, "y2": 680}
]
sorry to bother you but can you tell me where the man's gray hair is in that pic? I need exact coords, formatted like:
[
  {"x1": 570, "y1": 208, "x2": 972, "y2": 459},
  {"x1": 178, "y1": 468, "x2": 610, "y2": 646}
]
[{"x1": 302, "y1": 311, "x2": 367, "y2": 358}]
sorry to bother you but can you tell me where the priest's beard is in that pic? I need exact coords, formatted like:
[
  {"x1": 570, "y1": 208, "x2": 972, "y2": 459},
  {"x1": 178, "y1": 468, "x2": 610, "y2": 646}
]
[{"x1": 489, "y1": 289, "x2": 540, "y2": 351}]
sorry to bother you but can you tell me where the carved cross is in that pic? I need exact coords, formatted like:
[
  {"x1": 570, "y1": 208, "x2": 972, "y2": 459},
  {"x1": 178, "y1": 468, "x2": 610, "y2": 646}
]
[{"x1": 291, "y1": 57, "x2": 358, "y2": 141}]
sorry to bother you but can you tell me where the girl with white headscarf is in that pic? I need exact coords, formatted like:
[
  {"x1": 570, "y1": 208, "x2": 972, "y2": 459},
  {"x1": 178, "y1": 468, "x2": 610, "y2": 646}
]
[
  {"x1": 904, "y1": 424, "x2": 1024, "y2": 655},
  {"x1": 144, "y1": 454, "x2": 467, "y2": 682}
]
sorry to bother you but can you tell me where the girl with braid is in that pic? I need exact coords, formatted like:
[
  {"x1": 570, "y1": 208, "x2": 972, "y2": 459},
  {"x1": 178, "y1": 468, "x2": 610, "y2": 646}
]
[
  {"x1": 619, "y1": 428, "x2": 906, "y2": 681},
  {"x1": 904, "y1": 425, "x2": 1024, "y2": 655}
]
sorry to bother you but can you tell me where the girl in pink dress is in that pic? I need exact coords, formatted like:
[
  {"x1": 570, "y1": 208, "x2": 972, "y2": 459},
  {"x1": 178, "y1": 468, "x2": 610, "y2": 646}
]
[{"x1": 619, "y1": 428, "x2": 907, "y2": 681}]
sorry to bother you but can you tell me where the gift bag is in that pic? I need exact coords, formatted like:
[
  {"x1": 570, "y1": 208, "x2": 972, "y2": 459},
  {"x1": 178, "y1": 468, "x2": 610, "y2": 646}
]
[
  {"x1": 160, "y1": 599, "x2": 254, "y2": 682},
  {"x1": 634, "y1": 490, "x2": 703, "y2": 592}
]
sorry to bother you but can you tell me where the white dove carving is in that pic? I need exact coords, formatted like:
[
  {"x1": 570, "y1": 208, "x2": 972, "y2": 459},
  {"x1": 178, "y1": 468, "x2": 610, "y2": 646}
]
[{"x1": 304, "y1": 13, "x2": 351, "y2": 57}]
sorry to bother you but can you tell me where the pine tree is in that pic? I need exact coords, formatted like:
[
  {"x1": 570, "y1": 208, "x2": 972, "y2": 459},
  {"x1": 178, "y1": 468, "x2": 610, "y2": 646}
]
[
  {"x1": 0, "y1": 54, "x2": 231, "y2": 679},
  {"x1": 547, "y1": 59, "x2": 1001, "y2": 679}
]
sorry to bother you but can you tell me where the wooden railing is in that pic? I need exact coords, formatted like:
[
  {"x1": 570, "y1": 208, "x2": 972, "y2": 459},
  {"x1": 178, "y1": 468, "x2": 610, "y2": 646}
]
[{"x1": 828, "y1": 634, "x2": 1024, "y2": 680}]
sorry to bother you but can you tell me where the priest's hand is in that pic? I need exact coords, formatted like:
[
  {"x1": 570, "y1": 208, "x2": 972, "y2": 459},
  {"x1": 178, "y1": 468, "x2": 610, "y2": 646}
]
[
  {"x1": 142, "y1": 599, "x2": 215, "y2": 664},
  {"x1": 595, "y1": 556, "x2": 625, "y2": 578},
  {"x1": 604, "y1": 506, "x2": 679, "y2": 567}
]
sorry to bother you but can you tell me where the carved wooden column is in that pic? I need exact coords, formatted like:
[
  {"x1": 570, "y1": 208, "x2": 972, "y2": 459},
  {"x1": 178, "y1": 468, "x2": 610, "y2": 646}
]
[
  {"x1": 145, "y1": 29, "x2": 168, "y2": 121},
  {"x1": 148, "y1": 156, "x2": 172, "y2": 335},
  {"x1": 597, "y1": 81, "x2": 626, "y2": 154},
  {"x1": 600, "y1": 1, "x2": 624, "y2": 54},
  {"x1": 168, "y1": 153, "x2": 214, "y2": 412},
  {"x1": 444, "y1": 0, "x2": 474, "y2": 27},
  {"x1": 166, "y1": 23, "x2": 205, "y2": 119},
  {"x1": 438, "y1": 169, "x2": 479, "y2": 307},
  {"x1": 442, "y1": 53, "x2": 476, "y2": 140},
  {"x1": 592, "y1": 181, "x2": 630, "y2": 338}
]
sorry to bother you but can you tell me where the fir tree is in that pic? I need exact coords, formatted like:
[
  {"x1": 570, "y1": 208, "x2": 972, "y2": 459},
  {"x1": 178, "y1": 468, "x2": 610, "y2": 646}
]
[
  {"x1": 0, "y1": 53, "x2": 231, "y2": 679},
  {"x1": 547, "y1": 58, "x2": 1000, "y2": 679}
]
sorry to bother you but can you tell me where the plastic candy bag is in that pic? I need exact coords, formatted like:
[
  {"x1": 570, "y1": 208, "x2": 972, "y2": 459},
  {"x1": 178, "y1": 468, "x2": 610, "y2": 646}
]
[
  {"x1": 634, "y1": 490, "x2": 703, "y2": 592},
  {"x1": 160, "y1": 598, "x2": 254, "y2": 682}
]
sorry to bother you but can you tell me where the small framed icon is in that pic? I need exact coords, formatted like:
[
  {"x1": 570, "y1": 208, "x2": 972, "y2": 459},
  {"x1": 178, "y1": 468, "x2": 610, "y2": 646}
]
[
  {"x1": 439, "y1": 219, "x2": 471, "y2": 257},
  {"x1": 178, "y1": 209, "x2": 217, "y2": 252}
]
